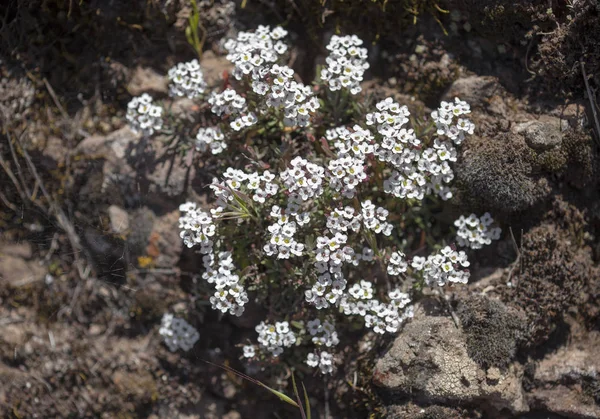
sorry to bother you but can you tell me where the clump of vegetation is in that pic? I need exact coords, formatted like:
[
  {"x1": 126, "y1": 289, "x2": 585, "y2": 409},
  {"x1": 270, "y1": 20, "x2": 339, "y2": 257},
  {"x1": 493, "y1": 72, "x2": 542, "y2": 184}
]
[
  {"x1": 122, "y1": 25, "x2": 504, "y2": 377},
  {"x1": 417, "y1": 405, "x2": 465, "y2": 419},
  {"x1": 509, "y1": 200, "x2": 594, "y2": 347},
  {"x1": 455, "y1": 133, "x2": 551, "y2": 214},
  {"x1": 457, "y1": 294, "x2": 525, "y2": 368}
]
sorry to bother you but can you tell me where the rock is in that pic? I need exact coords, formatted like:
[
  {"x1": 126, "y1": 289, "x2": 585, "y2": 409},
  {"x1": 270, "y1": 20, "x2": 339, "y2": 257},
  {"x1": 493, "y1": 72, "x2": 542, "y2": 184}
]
[
  {"x1": 528, "y1": 331, "x2": 600, "y2": 418},
  {"x1": 0, "y1": 251, "x2": 46, "y2": 287},
  {"x1": 75, "y1": 126, "x2": 140, "y2": 157},
  {"x1": 529, "y1": 387, "x2": 600, "y2": 419},
  {"x1": 373, "y1": 311, "x2": 528, "y2": 414},
  {"x1": 222, "y1": 411, "x2": 242, "y2": 419},
  {"x1": 108, "y1": 205, "x2": 129, "y2": 234},
  {"x1": 126, "y1": 207, "x2": 156, "y2": 258},
  {"x1": 145, "y1": 138, "x2": 196, "y2": 199},
  {"x1": 534, "y1": 332, "x2": 600, "y2": 383},
  {"x1": 39, "y1": 136, "x2": 69, "y2": 170},
  {"x1": 127, "y1": 66, "x2": 168, "y2": 96},
  {"x1": 442, "y1": 75, "x2": 506, "y2": 112},
  {"x1": 75, "y1": 127, "x2": 194, "y2": 211},
  {"x1": 156, "y1": 393, "x2": 226, "y2": 419},
  {"x1": 200, "y1": 51, "x2": 233, "y2": 86},
  {"x1": 147, "y1": 209, "x2": 182, "y2": 267},
  {"x1": 1, "y1": 241, "x2": 33, "y2": 259},
  {"x1": 515, "y1": 120, "x2": 563, "y2": 151}
]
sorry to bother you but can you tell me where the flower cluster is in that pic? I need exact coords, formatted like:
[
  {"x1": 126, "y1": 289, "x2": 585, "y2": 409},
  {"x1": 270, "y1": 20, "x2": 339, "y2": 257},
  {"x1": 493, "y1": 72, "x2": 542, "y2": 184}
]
[
  {"x1": 306, "y1": 351, "x2": 335, "y2": 374},
  {"x1": 256, "y1": 64, "x2": 320, "y2": 127},
  {"x1": 325, "y1": 207, "x2": 362, "y2": 236},
  {"x1": 159, "y1": 313, "x2": 200, "y2": 352},
  {"x1": 431, "y1": 97, "x2": 474, "y2": 144},
  {"x1": 306, "y1": 318, "x2": 340, "y2": 347},
  {"x1": 320, "y1": 35, "x2": 369, "y2": 95},
  {"x1": 255, "y1": 321, "x2": 297, "y2": 357},
  {"x1": 326, "y1": 125, "x2": 374, "y2": 198},
  {"x1": 178, "y1": 202, "x2": 216, "y2": 252},
  {"x1": 264, "y1": 208, "x2": 305, "y2": 259},
  {"x1": 223, "y1": 25, "x2": 288, "y2": 81},
  {"x1": 195, "y1": 126, "x2": 227, "y2": 155},
  {"x1": 126, "y1": 93, "x2": 163, "y2": 137},
  {"x1": 210, "y1": 168, "x2": 279, "y2": 208},
  {"x1": 222, "y1": 26, "x2": 320, "y2": 127},
  {"x1": 455, "y1": 213, "x2": 502, "y2": 249},
  {"x1": 167, "y1": 59, "x2": 207, "y2": 98},
  {"x1": 179, "y1": 202, "x2": 248, "y2": 316},
  {"x1": 387, "y1": 250, "x2": 408, "y2": 276},
  {"x1": 411, "y1": 246, "x2": 470, "y2": 286},
  {"x1": 339, "y1": 287, "x2": 413, "y2": 334},
  {"x1": 361, "y1": 200, "x2": 394, "y2": 236},
  {"x1": 207, "y1": 88, "x2": 245, "y2": 115},
  {"x1": 156, "y1": 30, "x2": 484, "y2": 376},
  {"x1": 208, "y1": 88, "x2": 258, "y2": 131},
  {"x1": 280, "y1": 157, "x2": 326, "y2": 200},
  {"x1": 366, "y1": 98, "x2": 446, "y2": 200},
  {"x1": 205, "y1": 251, "x2": 249, "y2": 317}
]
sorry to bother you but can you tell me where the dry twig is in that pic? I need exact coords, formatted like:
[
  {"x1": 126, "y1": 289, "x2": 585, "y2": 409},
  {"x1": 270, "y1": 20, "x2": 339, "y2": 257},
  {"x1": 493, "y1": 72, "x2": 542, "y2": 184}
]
[
  {"x1": 580, "y1": 59, "x2": 600, "y2": 145},
  {"x1": 11, "y1": 133, "x2": 88, "y2": 280}
]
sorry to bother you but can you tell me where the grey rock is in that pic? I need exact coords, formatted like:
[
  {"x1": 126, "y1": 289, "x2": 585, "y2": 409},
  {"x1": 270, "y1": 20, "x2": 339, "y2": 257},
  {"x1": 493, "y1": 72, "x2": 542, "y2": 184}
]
[
  {"x1": 515, "y1": 120, "x2": 563, "y2": 151},
  {"x1": 76, "y1": 127, "x2": 195, "y2": 211},
  {"x1": 442, "y1": 75, "x2": 505, "y2": 111},
  {"x1": 373, "y1": 312, "x2": 529, "y2": 414}
]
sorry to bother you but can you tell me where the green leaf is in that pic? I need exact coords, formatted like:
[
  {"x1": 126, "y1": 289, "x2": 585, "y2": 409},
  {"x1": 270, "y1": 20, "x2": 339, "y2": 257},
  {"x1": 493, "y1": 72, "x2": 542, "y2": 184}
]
[
  {"x1": 302, "y1": 382, "x2": 312, "y2": 419},
  {"x1": 202, "y1": 360, "x2": 299, "y2": 408},
  {"x1": 185, "y1": 26, "x2": 194, "y2": 46},
  {"x1": 291, "y1": 373, "x2": 307, "y2": 419}
]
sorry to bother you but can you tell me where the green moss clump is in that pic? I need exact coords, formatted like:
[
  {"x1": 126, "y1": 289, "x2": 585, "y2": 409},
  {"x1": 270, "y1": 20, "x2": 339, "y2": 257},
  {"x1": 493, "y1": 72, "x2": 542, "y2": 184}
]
[{"x1": 457, "y1": 295, "x2": 526, "y2": 368}]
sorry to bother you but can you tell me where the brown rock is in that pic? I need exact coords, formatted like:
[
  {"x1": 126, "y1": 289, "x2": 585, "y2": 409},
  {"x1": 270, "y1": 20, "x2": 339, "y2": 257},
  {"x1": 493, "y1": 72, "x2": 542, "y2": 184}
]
[
  {"x1": 1, "y1": 241, "x2": 33, "y2": 259},
  {"x1": 0, "y1": 254, "x2": 46, "y2": 287},
  {"x1": 529, "y1": 331, "x2": 600, "y2": 418},
  {"x1": 148, "y1": 209, "x2": 182, "y2": 267},
  {"x1": 529, "y1": 386, "x2": 600, "y2": 419},
  {"x1": 201, "y1": 51, "x2": 233, "y2": 86},
  {"x1": 127, "y1": 66, "x2": 168, "y2": 96}
]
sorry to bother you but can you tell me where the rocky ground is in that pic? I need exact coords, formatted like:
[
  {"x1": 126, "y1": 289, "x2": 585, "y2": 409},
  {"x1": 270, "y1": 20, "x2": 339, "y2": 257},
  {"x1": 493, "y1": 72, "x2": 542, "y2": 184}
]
[{"x1": 1, "y1": 0, "x2": 600, "y2": 418}]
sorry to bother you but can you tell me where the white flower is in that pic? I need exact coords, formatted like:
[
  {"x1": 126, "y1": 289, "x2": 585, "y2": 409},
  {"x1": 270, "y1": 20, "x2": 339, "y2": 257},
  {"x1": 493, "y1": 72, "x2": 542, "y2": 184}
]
[
  {"x1": 306, "y1": 353, "x2": 319, "y2": 367},
  {"x1": 243, "y1": 345, "x2": 256, "y2": 358}
]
